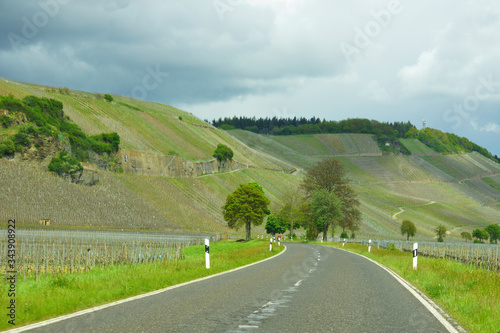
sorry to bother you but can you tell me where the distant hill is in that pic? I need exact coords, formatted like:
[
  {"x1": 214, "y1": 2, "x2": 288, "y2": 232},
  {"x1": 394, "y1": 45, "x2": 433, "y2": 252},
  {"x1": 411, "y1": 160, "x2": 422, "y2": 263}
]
[
  {"x1": 1, "y1": 77, "x2": 499, "y2": 241},
  {"x1": 212, "y1": 116, "x2": 500, "y2": 163}
]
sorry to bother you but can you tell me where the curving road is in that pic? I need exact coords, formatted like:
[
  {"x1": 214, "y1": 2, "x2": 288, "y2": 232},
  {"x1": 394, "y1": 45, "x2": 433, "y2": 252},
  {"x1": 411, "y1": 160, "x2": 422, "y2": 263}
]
[{"x1": 13, "y1": 243, "x2": 457, "y2": 333}]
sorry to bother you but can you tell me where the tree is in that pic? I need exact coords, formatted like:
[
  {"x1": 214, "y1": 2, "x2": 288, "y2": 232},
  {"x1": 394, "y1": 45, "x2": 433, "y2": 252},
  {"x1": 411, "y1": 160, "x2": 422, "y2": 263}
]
[
  {"x1": 311, "y1": 188, "x2": 343, "y2": 242},
  {"x1": 48, "y1": 151, "x2": 83, "y2": 175},
  {"x1": 472, "y1": 228, "x2": 489, "y2": 243},
  {"x1": 222, "y1": 182, "x2": 270, "y2": 240},
  {"x1": 265, "y1": 214, "x2": 286, "y2": 237},
  {"x1": 435, "y1": 225, "x2": 447, "y2": 242},
  {"x1": 461, "y1": 231, "x2": 472, "y2": 243},
  {"x1": 278, "y1": 184, "x2": 304, "y2": 240},
  {"x1": 104, "y1": 94, "x2": 113, "y2": 102},
  {"x1": 400, "y1": 220, "x2": 417, "y2": 241},
  {"x1": 301, "y1": 158, "x2": 361, "y2": 240},
  {"x1": 213, "y1": 144, "x2": 234, "y2": 170},
  {"x1": 485, "y1": 225, "x2": 500, "y2": 244}
]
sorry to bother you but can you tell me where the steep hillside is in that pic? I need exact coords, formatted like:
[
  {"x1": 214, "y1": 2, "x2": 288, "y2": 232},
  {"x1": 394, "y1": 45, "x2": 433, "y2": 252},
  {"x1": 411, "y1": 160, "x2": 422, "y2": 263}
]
[
  {"x1": 1, "y1": 78, "x2": 499, "y2": 241},
  {"x1": 230, "y1": 130, "x2": 500, "y2": 240},
  {"x1": 0, "y1": 78, "x2": 292, "y2": 172}
]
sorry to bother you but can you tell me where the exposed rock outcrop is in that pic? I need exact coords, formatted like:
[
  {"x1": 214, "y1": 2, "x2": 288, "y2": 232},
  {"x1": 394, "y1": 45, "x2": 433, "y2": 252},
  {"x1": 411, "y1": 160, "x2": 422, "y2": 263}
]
[{"x1": 120, "y1": 149, "x2": 250, "y2": 177}]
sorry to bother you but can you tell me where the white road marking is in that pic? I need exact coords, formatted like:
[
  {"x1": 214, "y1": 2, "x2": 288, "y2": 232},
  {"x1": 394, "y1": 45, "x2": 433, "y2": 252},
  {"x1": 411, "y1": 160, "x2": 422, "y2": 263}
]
[
  {"x1": 6, "y1": 246, "x2": 288, "y2": 333},
  {"x1": 335, "y1": 248, "x2": 462, "y2": 333}
]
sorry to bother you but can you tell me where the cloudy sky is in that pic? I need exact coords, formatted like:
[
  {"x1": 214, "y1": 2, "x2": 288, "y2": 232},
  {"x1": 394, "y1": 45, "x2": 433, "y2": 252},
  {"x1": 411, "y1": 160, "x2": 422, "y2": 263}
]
[{"x1": 1, "y1": 0, "x2": 499, "y2": 156}]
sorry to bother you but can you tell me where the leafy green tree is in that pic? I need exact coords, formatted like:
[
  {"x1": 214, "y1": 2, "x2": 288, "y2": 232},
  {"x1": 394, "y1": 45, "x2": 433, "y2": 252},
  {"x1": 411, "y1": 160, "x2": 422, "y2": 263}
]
[
  {"x1": 301, "y1": 158, "x2": 361, "y2": 240},
  {"x1": 461, "y1": 231, "x2": 472, "y2": 243},
  {"x1": 435, "y1": 225, "x2": 447, "y2": 242},
  {"x1": 472, "y1": 228, "x2": 489, "y2": 243},
  {"x1": 222, "y1": 182, "x2": 270, "y2": 240},
  {"x1": 48, "y1": 151, "x2": 83, "y2": 175},
  {"x1": 311, "y1": 188, "x2": 343, "y2": 242},
  {"x1": 484, "y1": 225, "x2": 500, "y2": 244},
  {"x1": 278, "y1": 184, "x2": 304, "y2": 240},
  {"x1": 265, "y1": 214, "x2": 286, "y2": 237},
  {"x1": 213, "y1": 144, "x2": 234, "y2": 170},
  {"x1": 400, "y1": 220, "x2": 417, "y2": 241},
  {"x1": 104, "y1": 94, "x2": 113, "y2": 102}
]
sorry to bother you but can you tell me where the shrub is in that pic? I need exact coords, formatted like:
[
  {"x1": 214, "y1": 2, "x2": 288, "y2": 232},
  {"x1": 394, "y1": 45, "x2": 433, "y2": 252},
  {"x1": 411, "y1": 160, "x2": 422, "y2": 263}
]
[
  {"x1": 0, "y1": 115, "x2": 12, "y2": 128},
  {"x1": 387, "y1": 243, "x2": 397, "y2": 251},
  {"x1": 104, "y1": 94, "x2": 113, "y2": 102},
  {"x1": 213, "y1": 144, "x2": 234, "y2": 162},
  {"x1": 48, "y1": 151, "x2": 83, "y2": 175},
  {"x1": 12, "y1": 133, "x2": 31, "y2": 147},
  {"x1": 0, "y1": 140, "x2": 16, "y2": 156}
]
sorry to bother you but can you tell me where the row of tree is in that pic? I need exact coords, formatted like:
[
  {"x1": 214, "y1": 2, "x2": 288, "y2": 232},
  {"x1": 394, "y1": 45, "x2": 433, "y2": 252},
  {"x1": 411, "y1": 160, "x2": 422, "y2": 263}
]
[
  {"x1": 221, "y1": 158, "x2": 361, "y2": 241},
  {"x1": 461, "y1": 225, "x2": 500, "y2": 244}
]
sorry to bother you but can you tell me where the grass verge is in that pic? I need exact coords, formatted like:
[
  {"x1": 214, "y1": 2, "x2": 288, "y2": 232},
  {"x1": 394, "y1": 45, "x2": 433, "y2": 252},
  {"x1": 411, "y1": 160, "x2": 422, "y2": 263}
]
[
  {"x1": 314, "y1": 242, "x2": 499, "y2": 333},
  {"x1": 0, "y1": 239, "x2": 283, "y2": 331}
]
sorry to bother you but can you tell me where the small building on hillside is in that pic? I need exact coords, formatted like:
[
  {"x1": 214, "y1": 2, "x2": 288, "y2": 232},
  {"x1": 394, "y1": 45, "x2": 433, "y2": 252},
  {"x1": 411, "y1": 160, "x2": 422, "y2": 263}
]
[{"x1": 39, "y1": 219, "x2": 50, "y2": 226}]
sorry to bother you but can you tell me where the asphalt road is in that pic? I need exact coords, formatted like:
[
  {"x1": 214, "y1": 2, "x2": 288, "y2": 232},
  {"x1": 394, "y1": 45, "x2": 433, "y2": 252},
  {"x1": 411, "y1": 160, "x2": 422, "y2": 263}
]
[{"x1": 19, "y1": 243, "x2": 454, "y2": 333}]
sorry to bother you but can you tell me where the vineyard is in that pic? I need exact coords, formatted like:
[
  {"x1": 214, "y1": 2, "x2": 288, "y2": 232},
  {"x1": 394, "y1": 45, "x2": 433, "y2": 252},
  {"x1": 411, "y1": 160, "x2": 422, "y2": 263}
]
[
  {"x1": 399, "y1": 138, "x2": 439, "y2": 155},
  {"x1": 0, "y1": 229, "x2": 211, "y2": 280},
  {"x1": 355, "y1": 239, "x2": 500, "y2": 271}
]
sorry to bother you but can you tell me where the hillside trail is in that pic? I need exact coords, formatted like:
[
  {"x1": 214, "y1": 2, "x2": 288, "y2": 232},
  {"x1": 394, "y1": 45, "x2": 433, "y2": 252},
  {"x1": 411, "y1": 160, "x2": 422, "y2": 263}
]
[{"x1": 391, "y1": 200, "x2": 436, "y2": 221}]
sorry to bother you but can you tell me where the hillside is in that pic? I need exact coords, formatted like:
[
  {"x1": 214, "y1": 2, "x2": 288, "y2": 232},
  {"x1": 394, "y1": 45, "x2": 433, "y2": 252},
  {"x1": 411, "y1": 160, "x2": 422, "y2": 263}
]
[{"x1": 1, "y1": 77, "x2": 499, "y2": 241}]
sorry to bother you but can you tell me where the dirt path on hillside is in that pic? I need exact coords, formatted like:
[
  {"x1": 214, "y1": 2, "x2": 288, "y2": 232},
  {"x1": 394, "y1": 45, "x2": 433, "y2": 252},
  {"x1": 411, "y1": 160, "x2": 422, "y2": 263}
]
[{"x1": 391, "y1": 200, "x2": 436, "y2": 221}]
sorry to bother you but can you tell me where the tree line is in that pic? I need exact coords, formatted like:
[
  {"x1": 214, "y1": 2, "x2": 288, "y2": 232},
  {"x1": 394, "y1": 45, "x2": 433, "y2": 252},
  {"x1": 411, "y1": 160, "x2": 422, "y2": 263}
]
[{"x1": 212, "y1": 116, "x2": 499, "y2": 163}]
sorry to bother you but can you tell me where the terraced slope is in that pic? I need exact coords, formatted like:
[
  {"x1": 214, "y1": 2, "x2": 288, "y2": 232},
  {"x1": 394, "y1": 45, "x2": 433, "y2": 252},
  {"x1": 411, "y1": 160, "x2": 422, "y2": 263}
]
[
  {"x1": 228, "y1": 130, "x2": 381, "y2": 169},
  {"x1": 399, "y1": 138, "x2": 439, "y2": 155},
  {"x1": 1, "y1": 78, "x2": 499, "y2": 241},
  {"x1": 0, "y1": 78, "x2": 292, "y2": 171}
]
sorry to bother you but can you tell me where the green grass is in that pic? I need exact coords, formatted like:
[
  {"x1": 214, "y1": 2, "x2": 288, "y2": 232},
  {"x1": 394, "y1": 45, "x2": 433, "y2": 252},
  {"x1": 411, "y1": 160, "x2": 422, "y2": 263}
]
[
  {"x1": 399, "y1": 139, "x2": 438, "y2": 155},
  {"x1": 483, "y1": 176, "x2": 500, "y2": 191},
  {"x1": 0, "y1": 239, "x2": 283, "y2": 330},
  {"x1": 317, "y1": 242, "x2": 500, "y2": 333}
]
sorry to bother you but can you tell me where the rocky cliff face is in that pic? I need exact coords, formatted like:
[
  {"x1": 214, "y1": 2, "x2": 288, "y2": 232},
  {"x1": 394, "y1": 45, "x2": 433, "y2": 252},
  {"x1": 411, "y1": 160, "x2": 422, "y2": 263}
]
[
  {"x1": 120, "y1": 149, "x2": 249, "y2": 177},
  {"x1": 62, "y1": 168, "x2": 99, "y2": 186}
]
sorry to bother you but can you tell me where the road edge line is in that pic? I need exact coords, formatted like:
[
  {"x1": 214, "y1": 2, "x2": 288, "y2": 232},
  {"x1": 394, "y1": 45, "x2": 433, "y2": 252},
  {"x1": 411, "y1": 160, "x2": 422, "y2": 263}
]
[
  {"x1": 333, "y1": 247, "x2": 465, "y2": 333},
  {"x1": 5, "y1": 245, "x2": 287, "y2": 333}
]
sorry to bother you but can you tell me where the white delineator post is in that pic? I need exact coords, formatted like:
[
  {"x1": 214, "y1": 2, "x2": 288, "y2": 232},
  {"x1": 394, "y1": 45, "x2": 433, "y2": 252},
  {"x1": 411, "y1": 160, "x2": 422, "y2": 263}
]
[
  {"x1": 413, "y1": 243, "x2": 418, "y2": 270},
  {"x1": 368, "y1": 239, "x2": 372, "y2": 252},
  {"x1": 205, "y1": 238, "x2": 210, "y2": 269},
  {"x1": 269, "y1": 238, "x2": 272, "y2": 251},
  {"x1": 343, "y1": 238, "x2": 346, "y2": 246}
]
